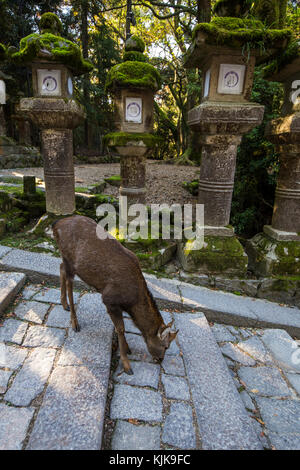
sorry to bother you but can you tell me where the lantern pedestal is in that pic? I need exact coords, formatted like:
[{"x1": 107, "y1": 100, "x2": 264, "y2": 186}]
[
  {"x1": 178, "y1": 101, "x2": 264, "y2": 275},
  {"x1": 246, "y1": 112, "x2": 300, "y2": 276},
  {"x1": 20, "y1": 97, "x2": 84, "y2": 215}
]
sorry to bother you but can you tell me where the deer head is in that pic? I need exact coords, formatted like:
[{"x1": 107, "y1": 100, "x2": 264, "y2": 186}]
[{"x1": 147, "y1": 320, "x2": 179, "y2": 363}]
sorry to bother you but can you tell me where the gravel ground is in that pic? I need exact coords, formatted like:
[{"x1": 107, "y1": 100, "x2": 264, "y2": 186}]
[{"x1": 0, "y1": 161, "x2": 199, "y2": 206}]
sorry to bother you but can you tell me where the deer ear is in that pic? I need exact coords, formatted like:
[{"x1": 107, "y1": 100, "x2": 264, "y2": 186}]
[
  {"x1": 157, "y1": 324, "x2": 171, "y2": 340},
  {"x1": 168, "y1": 330, "x2": 179, "y2": 343}
]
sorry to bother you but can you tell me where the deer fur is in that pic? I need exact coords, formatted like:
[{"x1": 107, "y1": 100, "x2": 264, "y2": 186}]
[{"x1": 53, "y1": 215, "x2": 178, "y2": 374}]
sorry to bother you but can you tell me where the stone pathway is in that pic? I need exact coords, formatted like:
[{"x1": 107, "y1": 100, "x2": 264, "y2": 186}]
[
  {"x1": 0, "y1": 284, "x2": 113, "y2": 450},
  {"x1": 0, "y1": 272, "x2": 300, "y2": 450},
  {"x1": 1, "y1": 245, "x2": 300, "y2": 337},
  {"x1": 212, "y1": 323, "x2": 300, "y2": 450}
]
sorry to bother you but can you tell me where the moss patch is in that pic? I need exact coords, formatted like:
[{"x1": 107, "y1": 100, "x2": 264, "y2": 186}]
[
  {"x1": 180, "y1": 235, "x2": 248, "y2": 275},
  {"x1": 125, "y1": 35, "x2": 145, "y2": 53},
  {"x1": 40, "y1": 12, "x2": 63, "y2": 35},
  {"x1": 11, "y1": 32, "x2": 93, "y2": 76},
  {"x1": 263, "y1": 40, "x2": 299, "y2": 78},
  {"x1": 0, "y1": 43, "x2": 6, "y2": 61},
  {"x1": 192, "y1": 17, "x2": 292, "y2": 51},
  {"x1": 123, "y1": 51, "x2": 147, "y2": 63},
  {"x1": 182, "y1": 180, "x2": 199, "y2": 196},
  {"x1": 106, "y1": 61, "x2": 161, "y2": 92},
  {"x1": 104, "y1": 132, "x2": 162, "y2": 149}
]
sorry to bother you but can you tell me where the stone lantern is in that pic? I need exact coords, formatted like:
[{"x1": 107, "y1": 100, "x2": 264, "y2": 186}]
[
  {"x1": 104, "y1": 35, "x2": 161, "y2": 206},
  {"x1": 247, "y1": 41, "x2": 300, "y2": 276},
  {"x1": 178, "y1": 14, "x2": 291, "y2": 276},
  {"x1": 11, "y1": 12, "x2": 93, "y2": 215}
]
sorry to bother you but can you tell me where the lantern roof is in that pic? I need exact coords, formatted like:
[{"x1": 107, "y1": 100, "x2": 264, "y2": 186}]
[
  {"x1": 106, "y1": 35, "x2": 161, "y2": 92},
  {"x1": 10, "y1": 12, "x2": 93, "y2": 76},
  {"x1": 263, "y1": 39, "x2": 300, "y2": 82},
  {"x1": 185, "y1": 17, "x2": 292, "y2": 68}
]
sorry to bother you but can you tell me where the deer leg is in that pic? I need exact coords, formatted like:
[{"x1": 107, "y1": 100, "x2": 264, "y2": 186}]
[
  {"x1": 66, "y1": 276, "x2": 80, "y2": 332},
  {"x1": 60, "y1": 263, "x2": 70, "y2": 311},
  {"x1": 107, "y1": 306, "x2": 133, "y2": 375}
]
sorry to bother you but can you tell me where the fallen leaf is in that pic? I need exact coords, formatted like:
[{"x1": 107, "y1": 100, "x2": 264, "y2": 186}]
[
  {"x1": 251, "y1": 389, "x2": 259, "y2": 394},
  {"x1": 128, "y1": 419, "x2": 139, "y2": 425}
]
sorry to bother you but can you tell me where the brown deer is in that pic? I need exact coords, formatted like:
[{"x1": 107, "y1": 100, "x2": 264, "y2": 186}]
[{"x1": 53, "y1": 215, "x2": 178, "y2": 375}]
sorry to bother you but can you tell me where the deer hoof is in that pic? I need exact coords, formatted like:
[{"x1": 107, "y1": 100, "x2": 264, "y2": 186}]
[
  {"x1": 125, "y1": 368, "x2": 133, "y2": 375},
  {"x1": 72, "y1": 324, "x2": 81, "y2": 333},
  {"x1": 64, "y1": 306, "x2": 70, "y2": 312},
  {"x1": 127, "y1": 347, "x2": 132, "y2": 355}
]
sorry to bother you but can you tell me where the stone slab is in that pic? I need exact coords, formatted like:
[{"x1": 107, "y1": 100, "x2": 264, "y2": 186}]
[
  {"x1": 14, "y1": 300, "x2": 50, "y2": 324},
  {"x1": 27, "y1": 365, "x2": 110, "y2": 450},
  {"x1": 268, "y1": 432, "x2": 300, "y2": 450},
  {"x1": 211, "y1": 323, "x2": 236, "y2": 342},
  {"x1": 220, "y1": 343, "x2": 256, "y2": 366},
  {"x1": 286, "y1": 373, "x2": 300, "y2": 395},
  {"x1": 0, "y1": 369, "x2": 12, "y2": 393},
  {"x1": 23, "y1": 325, "x2": 65, "y2": 348},
  {"x1": 0, "y1": 271, "x2": 26, "y2": 314},
  {"x1": 124, "y1": 317, "x2": 140, "y2": 335},
  {"x1": 5, "y1": 347, "x2": 56, "y2": 406},
  {"x1": 22, "y1": 285, "x2": 42, "y2": 300},
  {"x1": 237, "y1": 336, "x2": 273, "y2": 364},
  {"x1": 240, "y1": 390, "x2": 256, "y2": 412},
  {"x1": 0, "y1": 404, "x2": 34, "y2": 450},
  {"x1": 114, "y1": 361, "x2": 160, "y2": 389},
  {"x1": 110, "y1": 384, "x2": 163, "y2": 422},
  {"x1": 256, "y1": 397, "x2": 300, "y2": 433},
  {"x1": 0, "y1": 343, "x2": 28, "y2": 369},
  {"x1": 0, "y1": 249, "x2": 62, "y2": 284},
  {"x1": 162, "y1": 374, "x2": 190, "y2": 400},
  {"x1": 46, "y1": 305, "x2": 71, "y2": 328},
  {"x1": 261, "y1": 329, "x2": 300, "y2": 373},
  {"x1": 174, "y1": 312, "x2": 262, "y2": 450},
  {"x1": 75, "y1": 293, "x2": 109, "y2": 328},
  {"x1": 146, "y1": 276, "x2": 182, "y2": 303},
  {"x1": 34, "y1": 287, "x2": 80, "y2": 305},
  {"x1": 112, "y1": 421, "x2": 161, "y2": 450},
  {"x1": 58, "y1": 326, "x2": 113, "y2": 368},
  {"x1": 162, "y1": 354, "x2": 186, "y2": 376},
  {"x1": 0, "y1": 246, "x2": 12, "y2": 258},
  {"x1": 238, "y1": 366, "x2": 291, "y2": 397},
  {"x1": 162, "y1": 402, "x2": 196, "y2": 449},
  {"x1": 0, "y1": 319, "x2": 28, "y2": 345},
  {"x1": 121, "y1": 333, "x2": 153, "y2": 363}
]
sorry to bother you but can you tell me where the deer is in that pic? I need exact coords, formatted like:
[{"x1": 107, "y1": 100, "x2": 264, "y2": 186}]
[{"x1": 53, "y1": 215, "x2": 178, "y2": 375}]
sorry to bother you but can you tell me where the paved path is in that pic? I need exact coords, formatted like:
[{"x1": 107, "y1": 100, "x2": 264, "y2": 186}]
[
  {"x1": 0, "y1": 272, "x2": 300, "y2": 449},
  {"x1": 1, "y1": 246, "x2": 300, "y2": 336}
]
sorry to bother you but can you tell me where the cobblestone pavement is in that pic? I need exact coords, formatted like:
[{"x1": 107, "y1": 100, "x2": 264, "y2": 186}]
[
  {"x1": 213, "y1": 323, "x2": 300, "y2": 450},
  {"x1": 0, "y1": 280, "x2": 300, "y2": 450}
]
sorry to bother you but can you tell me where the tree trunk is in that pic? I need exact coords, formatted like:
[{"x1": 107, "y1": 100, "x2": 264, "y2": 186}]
[
  {"x1": 81, "y1": 0, "x2": 91, "y2": 149},
  {"x1": 197, "y1": 0, "x2": 211, "y2": 23}
]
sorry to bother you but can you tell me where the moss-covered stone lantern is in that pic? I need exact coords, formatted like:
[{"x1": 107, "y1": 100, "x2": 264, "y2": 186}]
[
  {"x1": 10, "y1": 12, "x2": 93, "y2": 215},
  {"x1": 179, "y1": 7, "x2": 291, "y2": 276},
  {"x1": 247, "y1": 40, "x2": 300, "y2": 276},
  {"x1": 105, "y1": 35, "x2": 162, "y2": 205}
]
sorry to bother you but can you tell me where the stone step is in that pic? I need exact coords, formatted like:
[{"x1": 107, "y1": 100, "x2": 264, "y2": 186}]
[
  {"x1": 1, "y1": 246, "x2": 300, "y2": 336},
  {"x1": 0, "y1": 271, "x2": 26, "y2": 315},
  {"x1": 174, "y1": 312, "x2": 262, "y2": 450}
]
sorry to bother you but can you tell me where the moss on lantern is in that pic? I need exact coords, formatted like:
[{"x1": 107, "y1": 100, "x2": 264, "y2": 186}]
[
  {"x1": 106, "y1": 61, "x2": 161, "y2": 91},
  {"x1": 104, "y1": 132, "x2": 163, "y2": 148},
  {"x1": 125, "y1": 35, "x2": 146, "y2": 53},
  {"x1": 123, "y1": 51, "x2": 147, "y2": 62},
  {"x1": 192, "y1": 17, "x2": 292, "y2": 51},
  {"x1": 0, "y1": 43, "x2": 6, "y2": 61},
  {"x1": 10, "y1": 13, "x2": 93, "y2": 76},
  {"x1": 263, "y1": 40, "x2": 300, "y2": 78},
  {"x1": 40, "y1": 12, "x2": 63, "y2": 35}
]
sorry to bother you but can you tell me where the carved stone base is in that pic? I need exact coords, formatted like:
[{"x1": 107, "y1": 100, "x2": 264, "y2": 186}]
[
  {"x1": 0, "y1": 136, "x2": 41, "y2": 169},
  {"x1": 246, "y1": 232, "x2": 300, "y2": 276},
  {"x1": 177, "y1": 235, "x2": 248, "y2": 276}
]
